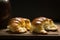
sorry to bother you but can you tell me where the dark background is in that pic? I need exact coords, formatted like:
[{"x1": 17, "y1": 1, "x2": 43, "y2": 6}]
[
  {"x1": 10, "y1": 0, "x2": 60, "y2": 22},
  {"x1": 1, "y1": 0, "x2": 60, "y2": 39}
]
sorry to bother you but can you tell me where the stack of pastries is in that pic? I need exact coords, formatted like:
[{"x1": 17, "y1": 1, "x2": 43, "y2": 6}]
[{"x1": 7, "y1": 17, "x2": 58, "y2": 34}]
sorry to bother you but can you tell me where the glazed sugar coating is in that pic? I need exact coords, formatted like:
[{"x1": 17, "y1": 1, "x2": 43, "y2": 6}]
[
  {"x1": 32, "y1": 17, "x2": 57, "y2": 34},
  {"x1": 7, "y1": 17, "x2": 32, "y2": 33},
  {"x1": 22, "y1": 18, "x2": 32, "y2": 31}
]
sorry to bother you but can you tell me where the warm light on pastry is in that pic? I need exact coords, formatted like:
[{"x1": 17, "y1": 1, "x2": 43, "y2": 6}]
[
  {"x1": 32, "y1": 17, "x2": 57, "y2": 34},
  {"x1": 7, "y1": 17, "x2": 32, "y2": 33},
  {"x1": 22, "y1": 18, "x2": 32, "y2": 31}
]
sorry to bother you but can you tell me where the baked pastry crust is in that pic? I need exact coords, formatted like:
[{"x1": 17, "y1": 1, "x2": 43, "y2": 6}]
[
  {"x1": 32, "y1": 17, "x2": 57, "y2": 34},
  {"x1": 7, "y1": 17, "x2": 32, "y2": 33}
]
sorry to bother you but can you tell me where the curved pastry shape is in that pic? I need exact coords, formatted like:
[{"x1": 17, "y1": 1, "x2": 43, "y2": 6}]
[
  {"x1": 7, "y1": 17, "x2": 32, "y2": 33},
  {"x1": 22, "y1": 18, "x2": 32, "y2": 31},
  {"x1": 32, "y1": 17, "x2": 57, "y2": 34}
]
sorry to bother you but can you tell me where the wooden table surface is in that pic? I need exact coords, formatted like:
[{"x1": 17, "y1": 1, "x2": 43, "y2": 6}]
[
  {"x1": 0, "y1": 23, "x2": 60, "y2": 39},
  {"x1": 0, "y1": 23, "x2": 60, "y2": 36}
]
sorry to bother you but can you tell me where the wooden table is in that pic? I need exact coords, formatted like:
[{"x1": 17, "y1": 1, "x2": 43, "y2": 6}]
[{"x1": 0, "y1": 23, "x2": 60, "y2": 39}]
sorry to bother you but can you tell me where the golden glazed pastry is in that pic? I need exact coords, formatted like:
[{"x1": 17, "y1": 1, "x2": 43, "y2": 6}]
[
  {"x1": 32, "y1": 17, "x2": 57, "y2": 34},
  {"x1": 7, "y1": 17, "x2": 32, "y2": 33}
]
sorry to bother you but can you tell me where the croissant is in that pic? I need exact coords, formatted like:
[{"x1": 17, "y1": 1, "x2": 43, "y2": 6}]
[
  {"x1": 7, "y1": 17, "x2": 32, "y2": 33},
  {"x1": 32, "y1": 17, "x2": 57, "y2": 34}
]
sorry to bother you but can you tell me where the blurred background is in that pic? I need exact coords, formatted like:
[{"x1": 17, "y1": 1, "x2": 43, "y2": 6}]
[
  {"x1": 11, "y1": 0, "x2": 60, "y2": 21},
  {"x1": 10, "y1": 0, "x2": 60, "y2": 22}
]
